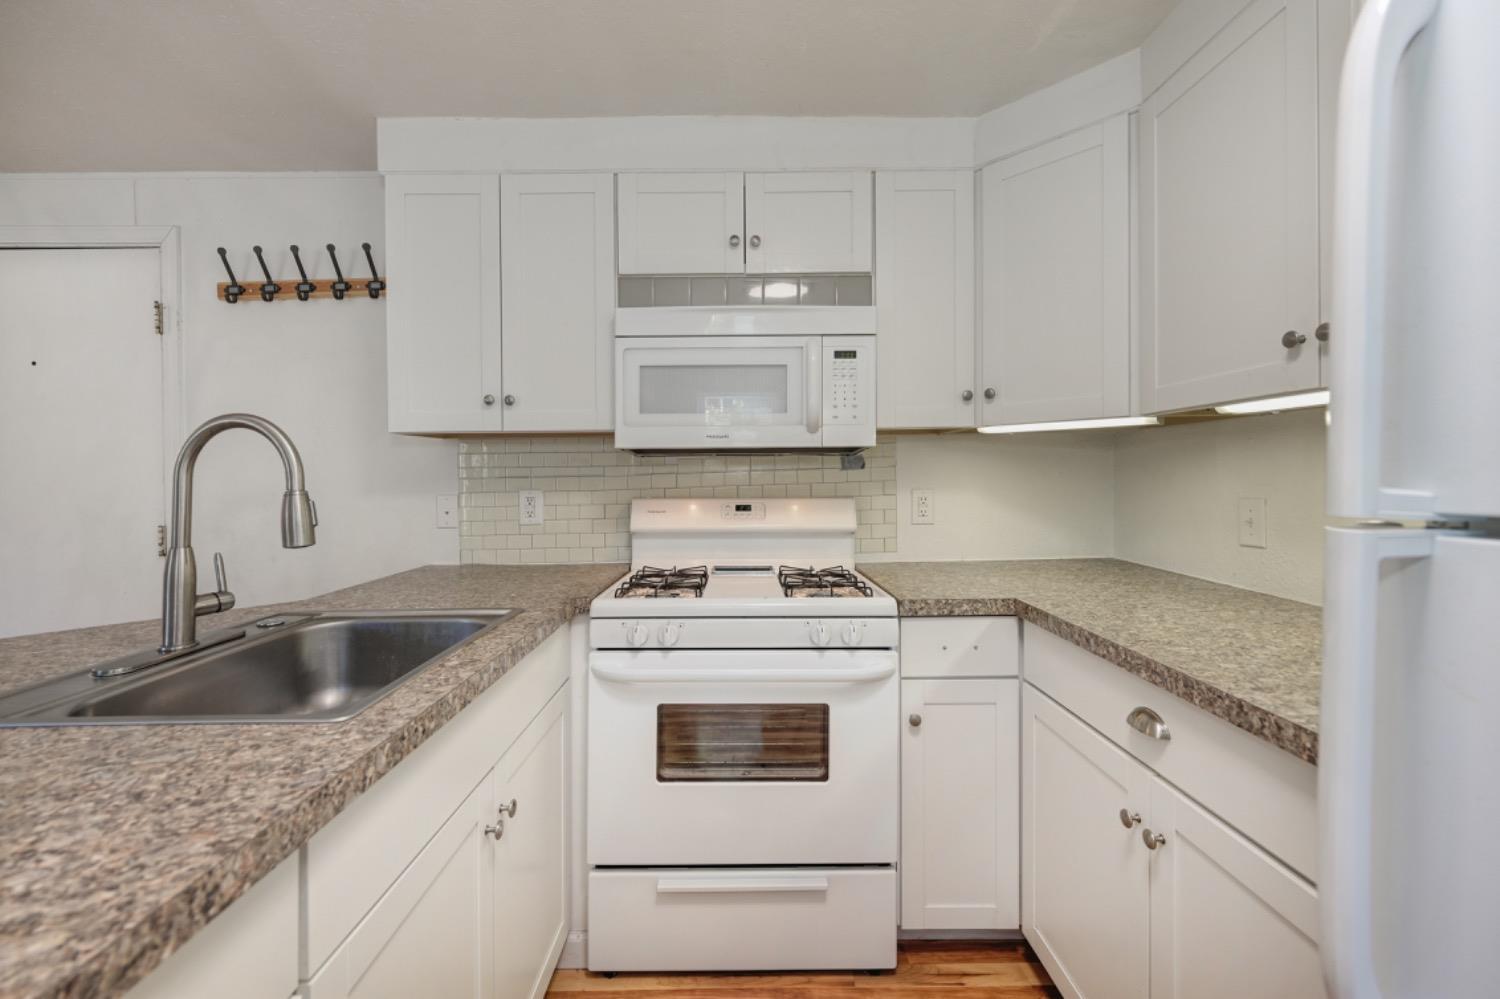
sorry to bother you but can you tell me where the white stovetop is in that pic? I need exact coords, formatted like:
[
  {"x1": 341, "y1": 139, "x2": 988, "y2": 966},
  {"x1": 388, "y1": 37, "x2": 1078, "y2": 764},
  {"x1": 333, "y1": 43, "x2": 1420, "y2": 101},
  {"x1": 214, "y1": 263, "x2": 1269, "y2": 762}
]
[{"x1": 590, "y1": 564, "x2": 897, "y2": 619}]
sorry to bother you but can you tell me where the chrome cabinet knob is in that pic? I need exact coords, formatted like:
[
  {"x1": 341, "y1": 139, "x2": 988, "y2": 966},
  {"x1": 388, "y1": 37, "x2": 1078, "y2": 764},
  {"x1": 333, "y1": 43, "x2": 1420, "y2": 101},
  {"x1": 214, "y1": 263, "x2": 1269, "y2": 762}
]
[
  {"x1": 729, "y1": 234, "x2": 741, "y2": 248},
  {"x1": 984, "y1": 388, "x2": 997, "y2": 401},
  {"x1": 1315, "y1": 321, "x2": 1331, "y2": 343},
  {"x1": 908, "y1": 713, "x2": 923, "y2": 728},
  {"x1": 1282, "y1": 330, "x2": 1307, "y2": 348},
  {"x1": 1119, "y1": 809, "x2": 1141, "y2": 829},
  {"x1": 1142, "y1": 828, "x2": 1167, "y2": 850},
  {"x1": 503, "y1": 394, "x2": 516, "y2": 407},
  {"x1": 961, "y1": 389, "x2": 974, "y2": 402},
  {"x1": 499, "y1": 797, "x2": 517, "y2": 818},
  {"x1": 485, "y1": 817, "x2": 505, "y2": 840},
  {"x1": 749, "y1": 234, "x2": 762, "y2": 248},
  {"x1": 483, "y1": 394, "x2": 495, "y2": 406}
]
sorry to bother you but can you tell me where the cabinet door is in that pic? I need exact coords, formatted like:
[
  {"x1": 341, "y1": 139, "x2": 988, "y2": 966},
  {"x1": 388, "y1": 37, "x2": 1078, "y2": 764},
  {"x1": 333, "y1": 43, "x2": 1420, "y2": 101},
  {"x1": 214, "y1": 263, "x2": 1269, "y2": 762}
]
[
  {"x1": 493, "y1": 687, "x2": 568, "y2": 999},
  {"x1": 981, "y1": 117, "x2": 1130, "y2": 425},
  {"x1": 901, "y1": 678, "x2": 1019, "y2": 929},
  {"x1": 1022, "y1": 686, "x2": 1151, "y2": 999},
  {"x1": 874, "y1": 171, "x2": 976, "y2": 428},
  {"x1": 1147, "y1": 777, "x2": 1322, "y2": 999},
  {"x1": 306, "y1": 777, "x2": 494, "y2": 999},
  {"x1": 500, "y1": 174, "x2": 615, "y2": 431},
  {"x1": 1139, "y1": 0, "x2": 1320, "y2": 412},
  {"x1": 745, "y1": 172, "x2": 873, "y2": 273},
  {"x1": 385, "y1": 174, "x2": 502, "y2": 433},
  {"x1": 617, "y1": 172, "x2": 743, "y2": 274}
]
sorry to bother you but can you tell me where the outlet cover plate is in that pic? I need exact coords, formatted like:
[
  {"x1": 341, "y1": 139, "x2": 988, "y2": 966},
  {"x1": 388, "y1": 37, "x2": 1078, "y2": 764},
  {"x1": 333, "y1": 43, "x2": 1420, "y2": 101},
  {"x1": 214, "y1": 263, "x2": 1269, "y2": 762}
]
[
  {"x1": 911, "y1": 489, "x2": 935, "y2": 525},
  {"x1": 520, "y1": 490, "x2": 544, "y2": 526},
  {"x1": 1238, "y1": 497, "x2": 1267, "y2": 548},
  {"x1": 436, "y1": 494, "x2": 458, "y2": 530}
]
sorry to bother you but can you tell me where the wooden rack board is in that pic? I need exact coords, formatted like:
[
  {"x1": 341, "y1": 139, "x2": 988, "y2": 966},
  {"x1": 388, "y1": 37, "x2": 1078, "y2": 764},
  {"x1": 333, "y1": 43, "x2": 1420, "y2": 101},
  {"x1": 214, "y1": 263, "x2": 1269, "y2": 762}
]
[{"x1": 217, "y1": 277, "x2": 388, "y2": 302}]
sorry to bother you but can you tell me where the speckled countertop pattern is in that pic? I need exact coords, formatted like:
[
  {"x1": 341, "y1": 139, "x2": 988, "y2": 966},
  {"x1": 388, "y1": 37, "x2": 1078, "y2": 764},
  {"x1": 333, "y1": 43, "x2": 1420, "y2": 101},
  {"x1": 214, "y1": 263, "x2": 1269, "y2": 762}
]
[
  {"x1": 859, "y1": 560, "x2": 1321, "y2": 765},
  {"x1": 0, "y1": 563, "x2": 625, "y2": 999}
]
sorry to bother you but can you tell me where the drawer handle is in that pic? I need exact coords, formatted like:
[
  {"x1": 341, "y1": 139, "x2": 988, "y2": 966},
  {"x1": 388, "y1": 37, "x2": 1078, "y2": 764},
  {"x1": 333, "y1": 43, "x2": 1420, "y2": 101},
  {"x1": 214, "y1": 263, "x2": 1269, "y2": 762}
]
[
  {"x1": 656, "y1": 876, "x2": 830, "y2": 895},
  {"x1": 1142, "y1": 828, "x2": 1167, "y2": 850},
  {"x1": 1119, "y1": 809, "x2": 1141, "y2": 829},
  {"x1": 1126, "y1": 706, "x2": 1171, "y2": 741}
]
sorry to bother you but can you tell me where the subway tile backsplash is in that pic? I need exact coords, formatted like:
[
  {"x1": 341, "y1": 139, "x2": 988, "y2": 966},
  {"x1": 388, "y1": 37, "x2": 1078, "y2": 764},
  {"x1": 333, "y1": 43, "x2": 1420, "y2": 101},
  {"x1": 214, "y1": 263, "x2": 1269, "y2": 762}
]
[
  {"x1": 616, "y1": 274, "x2": 873, "y2": 307},
  {"x1": 458, "y1": 436, "x2": 898, "y2": 565}
]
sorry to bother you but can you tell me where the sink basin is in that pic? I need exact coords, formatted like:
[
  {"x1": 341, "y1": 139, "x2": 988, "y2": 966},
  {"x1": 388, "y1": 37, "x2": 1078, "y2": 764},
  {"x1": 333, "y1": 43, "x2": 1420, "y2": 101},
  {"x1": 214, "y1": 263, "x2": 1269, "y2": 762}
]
[{"x1": 0, "y1": 611, "x2": 514, "y2": 726}]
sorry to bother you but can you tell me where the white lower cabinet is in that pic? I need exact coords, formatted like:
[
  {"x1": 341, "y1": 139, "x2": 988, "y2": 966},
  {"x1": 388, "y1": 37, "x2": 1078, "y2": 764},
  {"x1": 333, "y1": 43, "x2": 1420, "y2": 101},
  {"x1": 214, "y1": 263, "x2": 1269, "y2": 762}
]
[{"x1": 900, "y1": 677, "x2": 1019, "y2": 929}]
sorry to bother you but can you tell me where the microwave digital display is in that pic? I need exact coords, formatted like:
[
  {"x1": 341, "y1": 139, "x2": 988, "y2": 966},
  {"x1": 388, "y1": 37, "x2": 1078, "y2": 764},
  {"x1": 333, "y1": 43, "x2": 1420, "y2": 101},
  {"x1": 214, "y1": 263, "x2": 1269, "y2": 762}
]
[{"x1": 834, "y1": 350, "x2": 857, "y2": 359}]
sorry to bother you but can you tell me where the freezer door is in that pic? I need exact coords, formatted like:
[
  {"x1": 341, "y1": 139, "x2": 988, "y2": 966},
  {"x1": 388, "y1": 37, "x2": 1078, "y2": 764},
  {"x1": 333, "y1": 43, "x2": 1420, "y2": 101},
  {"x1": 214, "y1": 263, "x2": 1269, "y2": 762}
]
[
  {"x1": 1328, "y1": 0, "x2": 1500, "y2": 520},
  {"x1": 1321, "y1": 527, "x2": 1500, "y2": 998}
]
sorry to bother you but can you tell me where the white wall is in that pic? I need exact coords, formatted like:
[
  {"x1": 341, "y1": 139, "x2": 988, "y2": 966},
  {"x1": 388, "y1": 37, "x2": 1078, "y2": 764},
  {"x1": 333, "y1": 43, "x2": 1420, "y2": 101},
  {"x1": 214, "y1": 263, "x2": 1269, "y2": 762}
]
[
  {"x1": 0, "y1": 174, "x2": 459, "y2": 611},
  {"x1": 1113, "y1": 410, "x2": 1327, "y2": 604}
]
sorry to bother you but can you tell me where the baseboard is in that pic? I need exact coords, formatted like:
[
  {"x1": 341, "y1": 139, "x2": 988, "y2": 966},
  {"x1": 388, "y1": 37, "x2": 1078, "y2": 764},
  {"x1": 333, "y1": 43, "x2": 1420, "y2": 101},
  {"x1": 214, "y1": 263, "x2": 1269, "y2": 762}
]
[
  {"x1": 897, "y1": 928, "x2": 1024, "y2": 941},
  {"x1": 557, "y1": 931, "x2": 587, "y2": 969}
]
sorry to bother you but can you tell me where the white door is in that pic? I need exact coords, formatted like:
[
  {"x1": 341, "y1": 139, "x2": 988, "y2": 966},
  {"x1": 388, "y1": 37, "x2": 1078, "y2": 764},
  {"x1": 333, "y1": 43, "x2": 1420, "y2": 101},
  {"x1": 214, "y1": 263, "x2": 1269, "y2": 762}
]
[
  {"x1": 874, "y1": 171, "x2": 976, "y2": 429},
  {"x1": 1139, "y1": 0, "x2": 1321, "y2": 412},
  {"x1": 1146, "y1": 775, "x2": 1323, "y2": 999},
  {"x1": 981, "y1": 117, "x2": 1131, "y2": 425},
  {"x1": 616, "y1": 172, "x2": 744, "y2": 274},
  {"x1": 0, "y1": 247, "x2": 164, "y2": 637},
  {"x1": 500, "y1": 174, "x2": 615, "y2": 432},
  {"x1": 900, "y1": 678, "x2": 1019, "y2": 929},
  {"x1": 385, "y1": 174, "x2": 502, "y2": 433},
  {"x1": 744, "y1": 172, "x2": 873, "y2": 273},
  {"x1": 305, "y1": 775, "x2": 494, "y2": 999},
  {"x1": 1022, "y1": 685, "x2": 1151, "y2": 999},
  {"x1": 493, "y1": 688, "x2": 568, "y2": 999}
]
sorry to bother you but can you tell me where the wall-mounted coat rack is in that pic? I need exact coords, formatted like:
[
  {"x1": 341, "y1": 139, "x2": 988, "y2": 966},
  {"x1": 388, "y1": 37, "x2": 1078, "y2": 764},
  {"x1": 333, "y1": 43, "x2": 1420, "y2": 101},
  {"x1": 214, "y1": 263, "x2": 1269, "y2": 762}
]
[{"x1": 216, "y1": 244, "x2": 386, "y2": 303}]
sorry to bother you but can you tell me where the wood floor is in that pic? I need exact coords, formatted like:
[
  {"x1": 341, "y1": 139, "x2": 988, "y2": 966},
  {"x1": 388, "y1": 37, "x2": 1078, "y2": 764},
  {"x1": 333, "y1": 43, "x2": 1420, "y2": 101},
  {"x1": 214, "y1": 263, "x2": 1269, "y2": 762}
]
[{"x1": 546, "y1": 939, "x2": 1062, "y2": 998}]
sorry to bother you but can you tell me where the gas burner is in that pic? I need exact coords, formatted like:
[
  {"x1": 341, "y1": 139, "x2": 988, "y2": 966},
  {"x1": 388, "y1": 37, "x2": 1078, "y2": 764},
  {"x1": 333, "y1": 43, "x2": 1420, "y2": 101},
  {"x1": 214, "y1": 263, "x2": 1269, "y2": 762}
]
[
  {"x1": 777, "y1": 565, "x2": 874, "y2": 598},
  {"x1": 615, "y1": 565, "x2": 709, "y2": 598}
]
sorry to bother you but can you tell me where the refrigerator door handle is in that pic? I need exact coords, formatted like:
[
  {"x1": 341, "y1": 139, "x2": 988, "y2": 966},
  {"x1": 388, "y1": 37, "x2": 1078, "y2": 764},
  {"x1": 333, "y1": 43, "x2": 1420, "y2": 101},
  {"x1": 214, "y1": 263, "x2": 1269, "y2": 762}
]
[
  {"x1": 1328, "y1": 0, "x2": 1441, "y2": 519},
  {"x1": 1321, "y1": 526, "x2": 1435, "y2": 999}
]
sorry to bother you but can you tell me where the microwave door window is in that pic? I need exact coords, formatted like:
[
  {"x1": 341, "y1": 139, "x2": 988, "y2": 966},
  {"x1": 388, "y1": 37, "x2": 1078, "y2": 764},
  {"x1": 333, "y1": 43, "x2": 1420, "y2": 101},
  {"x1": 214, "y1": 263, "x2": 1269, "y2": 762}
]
[
  {"x1": 639, "y1": 364, "x2": 790, "y2": 425},
  {"x1": 657, "y1": 703, "x2": 830, "y2": 781}
]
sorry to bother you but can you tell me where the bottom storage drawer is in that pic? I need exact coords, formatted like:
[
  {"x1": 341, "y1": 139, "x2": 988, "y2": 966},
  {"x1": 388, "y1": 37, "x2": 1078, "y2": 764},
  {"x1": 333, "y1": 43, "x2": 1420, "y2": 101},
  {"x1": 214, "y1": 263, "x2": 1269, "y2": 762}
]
[{"x1": 588, "y1": 867, "x2": 896, "y2": 972}]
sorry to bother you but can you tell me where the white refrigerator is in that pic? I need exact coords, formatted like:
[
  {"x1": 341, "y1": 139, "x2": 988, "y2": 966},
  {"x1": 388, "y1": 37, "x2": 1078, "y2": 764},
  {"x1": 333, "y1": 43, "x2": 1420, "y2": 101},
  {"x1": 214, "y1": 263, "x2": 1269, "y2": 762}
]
[{"x1": 1321, "y1": 1, "x2": 1500, "y2": 997}]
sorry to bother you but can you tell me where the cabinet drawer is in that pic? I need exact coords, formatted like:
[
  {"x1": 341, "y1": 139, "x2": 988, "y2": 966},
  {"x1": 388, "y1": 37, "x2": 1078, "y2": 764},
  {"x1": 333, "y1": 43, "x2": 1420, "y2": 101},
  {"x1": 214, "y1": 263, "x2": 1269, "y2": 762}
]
[
  {"x1": 1023, "y1": 624, "x2": 1317, "y2": 881},
  {"x1": 900, "y1": 617, "x2": 1018, "y2": 677},
  {"x1": 588, "y1": 867, "x2": 895, "y2": 971}
]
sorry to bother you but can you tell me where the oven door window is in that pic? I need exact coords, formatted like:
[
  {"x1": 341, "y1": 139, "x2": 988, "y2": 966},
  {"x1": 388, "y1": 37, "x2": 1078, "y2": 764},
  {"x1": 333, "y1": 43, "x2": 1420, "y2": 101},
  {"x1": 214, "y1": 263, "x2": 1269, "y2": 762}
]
[{"x1": 657, "y1": 703, "x2": 830, "y2": 782}]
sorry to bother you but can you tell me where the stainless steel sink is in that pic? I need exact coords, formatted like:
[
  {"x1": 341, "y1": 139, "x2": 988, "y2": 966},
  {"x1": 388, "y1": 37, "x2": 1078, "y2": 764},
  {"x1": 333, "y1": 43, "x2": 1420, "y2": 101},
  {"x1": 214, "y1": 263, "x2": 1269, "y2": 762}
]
[{"x1": 0, "y1": 611, "x2": 514, "y2": 726}]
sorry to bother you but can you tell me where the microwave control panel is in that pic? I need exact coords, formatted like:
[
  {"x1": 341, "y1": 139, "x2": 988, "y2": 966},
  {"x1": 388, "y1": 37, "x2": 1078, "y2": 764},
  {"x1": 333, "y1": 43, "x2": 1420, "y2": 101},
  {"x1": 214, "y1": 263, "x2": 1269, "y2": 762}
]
[{"x1": 822, "y1": 336, "x2": 875, "y2": 446}]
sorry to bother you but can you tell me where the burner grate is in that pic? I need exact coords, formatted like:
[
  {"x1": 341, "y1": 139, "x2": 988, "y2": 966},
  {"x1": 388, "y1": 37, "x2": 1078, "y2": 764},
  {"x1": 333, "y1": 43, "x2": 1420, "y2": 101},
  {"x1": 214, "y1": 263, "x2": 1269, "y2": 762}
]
[
  {"x1": 777, "y1": 564, "x2": 874, "y2": 598},
  {"x1": 614, "y1": 565, "x2": 709, "y2": 599}
]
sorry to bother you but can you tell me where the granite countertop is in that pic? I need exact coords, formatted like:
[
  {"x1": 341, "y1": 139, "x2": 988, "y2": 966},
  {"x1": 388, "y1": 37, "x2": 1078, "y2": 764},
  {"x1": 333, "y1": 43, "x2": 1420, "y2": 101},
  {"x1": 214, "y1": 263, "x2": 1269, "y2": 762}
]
[
  {"x1": 859, "y1": 560, "x2": 1321, "y2": 765},
  {"x1": 0, "y1": 563, "x2": 626, "y2": 999}
]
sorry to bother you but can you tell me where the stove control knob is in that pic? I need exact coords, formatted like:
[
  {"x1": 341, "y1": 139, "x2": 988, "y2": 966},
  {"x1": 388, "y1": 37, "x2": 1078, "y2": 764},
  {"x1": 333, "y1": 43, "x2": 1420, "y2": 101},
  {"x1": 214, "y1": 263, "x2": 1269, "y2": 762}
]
[
  {"x1": 658, "y1": 622, "x2": 682, "y2": 647},
  {"x1": 808, "y1": 621, "x2": 831, "y2": 647},
  {"x1": 625, "y1": 622, "x2": 649, "y2": 647},
  {"x1": 841, "y1": 621, "x2": 862, "y2": 646}
]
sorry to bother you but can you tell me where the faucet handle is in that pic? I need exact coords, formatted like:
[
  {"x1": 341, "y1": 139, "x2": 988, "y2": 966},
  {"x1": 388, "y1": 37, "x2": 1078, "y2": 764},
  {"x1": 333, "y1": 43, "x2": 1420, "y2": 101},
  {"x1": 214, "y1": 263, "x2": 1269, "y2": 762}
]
[{"x1": 213, "y1": 551, "x2": 230, "y2": 594}]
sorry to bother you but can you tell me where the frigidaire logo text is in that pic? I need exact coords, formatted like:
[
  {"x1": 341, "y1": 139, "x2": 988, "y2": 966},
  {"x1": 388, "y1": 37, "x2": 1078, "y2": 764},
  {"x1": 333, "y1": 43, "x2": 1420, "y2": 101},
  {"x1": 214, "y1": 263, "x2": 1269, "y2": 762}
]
[{"x1": 705, "y1": 434, "x2": 730, "y2": 440}]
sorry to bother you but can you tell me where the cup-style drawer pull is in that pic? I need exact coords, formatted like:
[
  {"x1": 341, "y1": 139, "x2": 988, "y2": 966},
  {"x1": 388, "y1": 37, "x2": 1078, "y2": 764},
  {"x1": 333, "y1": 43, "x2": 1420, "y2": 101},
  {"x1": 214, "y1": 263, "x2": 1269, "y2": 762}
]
[{"x1": 1126, "y1": 706, "x2": 1170, "y2": 741}]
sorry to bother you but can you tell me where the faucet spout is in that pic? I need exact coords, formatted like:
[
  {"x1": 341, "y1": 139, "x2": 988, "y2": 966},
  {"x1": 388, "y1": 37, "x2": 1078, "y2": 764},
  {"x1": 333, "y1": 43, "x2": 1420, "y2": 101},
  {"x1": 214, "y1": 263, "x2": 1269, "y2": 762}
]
[{"x1": 160, "y1": 413, "x2": 316, "y2": 654}]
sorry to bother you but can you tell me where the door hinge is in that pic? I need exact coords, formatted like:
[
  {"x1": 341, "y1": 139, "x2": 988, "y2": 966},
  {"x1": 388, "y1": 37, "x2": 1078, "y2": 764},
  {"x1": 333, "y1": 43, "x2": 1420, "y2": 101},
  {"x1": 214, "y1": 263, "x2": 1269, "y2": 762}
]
[
  {"x1": 152, "y1": 300, "x2": 164, "y2": 336},
  {"x1": 156, "y1": 525, "x2": 167, "y2": 557}
]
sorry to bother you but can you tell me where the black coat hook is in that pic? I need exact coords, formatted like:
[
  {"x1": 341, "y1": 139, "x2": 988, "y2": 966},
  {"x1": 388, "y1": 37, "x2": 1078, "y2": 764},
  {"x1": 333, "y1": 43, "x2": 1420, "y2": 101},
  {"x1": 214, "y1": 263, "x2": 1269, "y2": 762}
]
[
  {"x1": 252, "y1": 245, "x2": 281, "y2": 302},
  {"x1": 216, "y1": 247, "x2": 245, "y2": 303},
  {"x1": 326, "y1": 244, "x2": 350, "y2": 301},
  {"x1": 289, "y1": 244, "x2": 315, "y2": 301},
  {"x1": 362, "y1": 242, "x2": 385, "y2": 300}
]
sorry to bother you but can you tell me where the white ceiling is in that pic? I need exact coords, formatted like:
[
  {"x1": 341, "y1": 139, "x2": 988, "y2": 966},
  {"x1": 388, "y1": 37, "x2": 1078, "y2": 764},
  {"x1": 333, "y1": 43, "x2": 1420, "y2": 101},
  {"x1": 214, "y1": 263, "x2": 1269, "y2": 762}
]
[{"x1": 0, "y1": 0, "x2": 1176, "y2": 172}]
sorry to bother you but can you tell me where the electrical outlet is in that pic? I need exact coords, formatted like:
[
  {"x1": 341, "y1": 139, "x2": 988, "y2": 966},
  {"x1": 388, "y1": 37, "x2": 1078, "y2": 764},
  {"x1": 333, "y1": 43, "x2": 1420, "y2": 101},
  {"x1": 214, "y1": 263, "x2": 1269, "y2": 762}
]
[
  {"x1": 435, "y1": 494, "x2": 458, "y2": 530},
  {"x1": 1237, "y1": 497, "x2": 1267, "y2": 548},
  {"x1": 911, "y1": 489, "x2": 935, "y2": 525},
  {"x1": 519, "y1": 490, "x2": 544, "y2": 526}
]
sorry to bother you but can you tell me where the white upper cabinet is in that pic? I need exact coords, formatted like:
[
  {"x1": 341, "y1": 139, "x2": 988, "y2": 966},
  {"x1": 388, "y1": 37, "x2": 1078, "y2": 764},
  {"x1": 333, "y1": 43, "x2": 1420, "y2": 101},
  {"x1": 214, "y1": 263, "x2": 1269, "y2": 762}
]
[
  {"x1": 385, "y1": 174, "x2": 502, "y2": 434},
  {"x1": 874, "y1": 171, "x2": 975, "y2": 428},
  {"x1": 980, "y1": 117, "x2": 1131, "y2": 425},
  {"x1": 1139, "y1": 0, "x2": 1321, "y2": 412},
  {"x1": 744, "y1": 171, "x2": 873, "y2": 273},
  {"x1": 617, "y1": 172, "x2": 744, "y2": 274},
  {"x1": 500, "y1": 173, "x2": 616, "y2": 432}
]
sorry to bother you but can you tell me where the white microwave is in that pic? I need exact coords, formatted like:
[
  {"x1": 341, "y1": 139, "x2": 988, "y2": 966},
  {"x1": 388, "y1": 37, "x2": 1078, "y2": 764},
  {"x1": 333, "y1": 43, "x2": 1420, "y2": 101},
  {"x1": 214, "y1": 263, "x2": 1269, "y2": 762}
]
[{"x1": 613, "y1": 307, "x2": 877, "y2": 452}]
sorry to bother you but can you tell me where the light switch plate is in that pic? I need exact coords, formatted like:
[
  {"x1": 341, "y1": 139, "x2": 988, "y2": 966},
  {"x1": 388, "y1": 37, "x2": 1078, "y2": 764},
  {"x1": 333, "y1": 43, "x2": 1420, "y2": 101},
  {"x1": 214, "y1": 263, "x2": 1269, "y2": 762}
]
[
  {"x1": 1238, "y1": 497, "x2": 1267, "y2": 548},
  {"x1": 436, "y1": 494, "x2": 458, "y2": 530},
  {"x1": 911, "y1": 489, "x2": 935, "y2": 525},
  {"x1": 519, "y1": 490, "x2": 544, "y2": 526}
]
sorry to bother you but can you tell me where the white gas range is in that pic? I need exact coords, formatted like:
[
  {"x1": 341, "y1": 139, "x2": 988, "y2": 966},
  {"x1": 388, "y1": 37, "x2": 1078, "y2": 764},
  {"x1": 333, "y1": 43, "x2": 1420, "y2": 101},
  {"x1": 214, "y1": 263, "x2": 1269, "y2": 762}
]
[{"x1": 585, "y1": 498, "x2": 898, "y2": 973}]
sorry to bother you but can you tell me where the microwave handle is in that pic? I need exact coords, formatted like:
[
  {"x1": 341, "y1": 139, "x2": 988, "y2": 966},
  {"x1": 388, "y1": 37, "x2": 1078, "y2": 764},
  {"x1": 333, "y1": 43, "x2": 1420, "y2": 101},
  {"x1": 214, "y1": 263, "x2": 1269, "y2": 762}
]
[{"x1": 805, "y1": 339, "x2": 822, "y2": 436}]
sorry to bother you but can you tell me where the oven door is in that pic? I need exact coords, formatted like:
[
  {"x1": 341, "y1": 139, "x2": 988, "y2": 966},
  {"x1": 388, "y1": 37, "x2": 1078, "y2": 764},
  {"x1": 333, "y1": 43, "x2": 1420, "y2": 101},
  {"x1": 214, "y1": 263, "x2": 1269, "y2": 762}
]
[
  {"x1": 587, "y1": 649, "x2": 898, "y2": 866},
  {"x1": 613, "y1": 336, "x2": 822, "y2": 450}
]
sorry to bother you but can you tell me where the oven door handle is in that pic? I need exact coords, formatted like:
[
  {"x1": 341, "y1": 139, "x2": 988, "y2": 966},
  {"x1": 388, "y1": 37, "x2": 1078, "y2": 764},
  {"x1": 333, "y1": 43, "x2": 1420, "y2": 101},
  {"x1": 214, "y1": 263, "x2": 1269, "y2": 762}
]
[
  {"x1": 805, "y1": 338, "x2": 822, "y2": 437},
  {"x1": 656, "y1": 875, "x2": 830, "y2": 895},
  {"x1": 589, "y1": 661, "x2": 895, "y2": 684}
]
